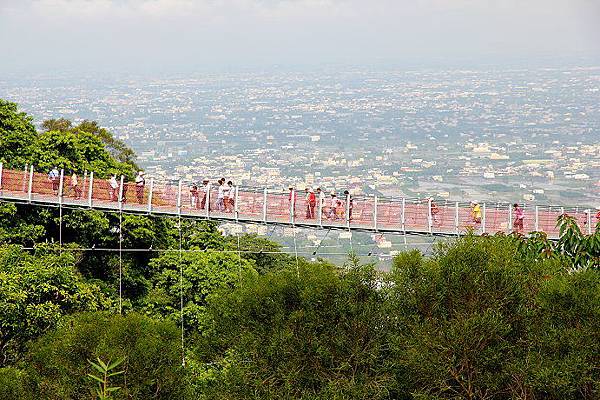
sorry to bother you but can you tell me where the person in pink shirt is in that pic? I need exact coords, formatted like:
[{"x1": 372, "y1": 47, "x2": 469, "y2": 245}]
[{"x1": 513, "y1": 203, "x2": 525, "y2": 233}]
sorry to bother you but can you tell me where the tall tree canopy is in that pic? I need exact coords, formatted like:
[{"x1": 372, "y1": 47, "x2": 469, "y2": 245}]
[{"x1": 0, "y1": 100, "x2": 37, "y2": 167}]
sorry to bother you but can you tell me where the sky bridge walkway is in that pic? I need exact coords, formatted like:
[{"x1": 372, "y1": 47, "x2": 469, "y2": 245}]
[{"x1": 0, "y1": 164, "x2": 598, "y2": 240}]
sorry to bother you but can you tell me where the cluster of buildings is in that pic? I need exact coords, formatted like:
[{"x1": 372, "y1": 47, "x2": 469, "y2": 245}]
[{"x1": 2, "y1": 66, "x2": 599, "y2": 207}]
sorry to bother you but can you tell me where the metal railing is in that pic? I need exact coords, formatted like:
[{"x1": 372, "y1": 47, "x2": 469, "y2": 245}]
[{"x1": 0, "y1": 163, "x2": 597, "y2": 239}]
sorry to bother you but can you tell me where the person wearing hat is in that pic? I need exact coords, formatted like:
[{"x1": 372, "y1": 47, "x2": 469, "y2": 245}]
[
  {"x1": 471, "y1": 201, "x2": 482, "y2": 224},
  {"x1": 135, "y1": 171, "x2": 145, "y2": 204}
]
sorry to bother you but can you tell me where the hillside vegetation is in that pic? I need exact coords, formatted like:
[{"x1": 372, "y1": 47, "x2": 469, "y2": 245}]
[{"x1": 0, "y1": 99, "x2": 598, "y2": 399}]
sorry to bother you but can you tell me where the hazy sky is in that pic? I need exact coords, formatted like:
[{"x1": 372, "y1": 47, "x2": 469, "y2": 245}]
[{"x1": 1, "y1": 0, "x2": 599, "y2": 73}]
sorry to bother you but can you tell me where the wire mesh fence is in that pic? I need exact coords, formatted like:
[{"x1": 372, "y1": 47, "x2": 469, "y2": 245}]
[{"x1": 0, "y1": 163, "x2": 596, "y2": 239}]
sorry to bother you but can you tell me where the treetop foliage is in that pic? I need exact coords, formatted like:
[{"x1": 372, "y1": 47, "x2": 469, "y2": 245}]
[{"x1": 0, "y1": 99, "x2": 137, "y2": 177}]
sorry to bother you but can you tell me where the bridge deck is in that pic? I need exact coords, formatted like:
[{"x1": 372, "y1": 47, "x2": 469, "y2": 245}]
[{"x1": 0, "y1": 165, "x2": 597, "y2": 239}]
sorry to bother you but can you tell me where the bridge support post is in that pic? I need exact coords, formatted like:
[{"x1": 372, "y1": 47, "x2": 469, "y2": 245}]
[
  {"x1": 82, "y1": 170, "x2": 87, "y2": 201},
  {"x1": 290, "y1": 188, "x2": 295, "y2": 225},
  {"x1": 147, "y1": 178, "x2": 153, "y2": 213},
  {"x1": 234, "y1": 186, "x2": 239, "y2": 222},
  {"x1": 534, "y1": 206, "x2": 539, "y2": 232},
  {"x1": 507, "y1": 204, "x2": 512, "y2": 234},
  {"x1": 206, "y1": 184, "x2": 211, "y2": 219},
  {"x1": 27, "y1": 165, "x2": 34, "y2": 203},
  {"x1": 373, "y1": 196, "x2": 378, "y2": 231},
  {"x1": 22, "y1": 164, "x2": 28, "y2": 192},
  {"x1": 427, "y1": 198, "x2": 433, "y2": 234},
  {"x1": 177, "y1": 179, "x2": 182, "y2": 214},
  {"x1": 318, "y1": 192, "x2": 323, "y2": 227},
  {"x1": 345, "y1": 193, "x2": 350, "y2": 229},
  {"x1": 58, "y1": 169, "x2": 64, "y2": 203},
  {"x1": 482, "y1": 202, "x2": 486, "y2": 234},
  {"x1": 454, "y1": 202, "x2": 459, "y2": 235},
  {"x1": 262, "y1": 188, "x2": 267, "y2": 223},
  {"x1": 88, "y1": 172, "x2": 94, "y2": 208},
  {"x1": 401, "y1": 198, "x2": 406, "y2": 233},
  {"x1": 118, "y1": 175, "x2": 124, "y2": 212}
]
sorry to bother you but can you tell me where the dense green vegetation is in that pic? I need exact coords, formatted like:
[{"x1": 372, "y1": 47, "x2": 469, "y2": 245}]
[{"x1": 1, "y1": 99, "x2": 599, "y2": 399}]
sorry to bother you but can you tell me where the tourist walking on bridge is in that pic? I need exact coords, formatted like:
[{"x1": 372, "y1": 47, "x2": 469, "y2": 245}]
[
  {"x1": 216, "y1": 179, "x2": 225, "y2": 211},
  {"x1": 471, "y1": 201, "x2": 482, "y2": 225},
  {"x1": 48, "y1": 167, "x2": 59, "y2": 195},
  {"x1": 429, "y1": 197, "x2": 440, "y2": 225},
  {"x1": 70, "y1": 172, "x2": 81, "y2": 200},
  {"x1": 190, "y1": 184, "x2": 199, "y2": 209},
  {"x1": 225, "y1": 181, "x2": 234, "y2": 212},
  {"x1": 513, "y1": 203, "x2": 525, "y2": 233},
  {"x1": 306, "y1": 188, "x2": 316, "y2": 219},
  {"x1": 200, "y1": 179, "x2": 210, "y2": 210},
  {"x1": 135, "y1": 171, "x2": 145, "y2": 204},
  {"x1": 109, "y1": 174, "x2": 119, "y2": 201},
  {"x1": 328, "y1": 192, "x2": 338, "y2": 220}
]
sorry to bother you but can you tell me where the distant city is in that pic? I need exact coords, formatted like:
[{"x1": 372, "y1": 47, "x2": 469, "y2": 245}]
[{"x1": 2, "y1": 66, "x2": 599, "y2": 209}]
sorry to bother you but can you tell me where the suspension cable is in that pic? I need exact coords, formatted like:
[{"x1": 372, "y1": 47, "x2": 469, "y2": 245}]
[{"x1": 178, "y1": 213, "x2": 185, "y2": 367}]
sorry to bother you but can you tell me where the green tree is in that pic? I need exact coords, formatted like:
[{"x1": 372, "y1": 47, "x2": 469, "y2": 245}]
[
  {"x1": 41, "y1": 118, "x2": 72, "y2": 132},
  {"x1": 0, "y1": 203, "x2": 46, "y2": 246},
  {"x1": 32, "y1": 130, "x2": 135, "y2": 178},
  {"x1": 195, "y1": 259, "x2": 391, "y2": 399},
  {"x1": 225, "y1": 233, "x2": 293, "y2": 274},
  {"x1": 144, "y1": 251, "x2": 256, "y2": 331},
  {"x1": 76, "y1": 120, "x2": 138, "y2": 167},
  {"x1": 0, "y1": 99, "x2": 37, "y2": 167},
  {"x1": 21, "y1": 312, "x2": 186, "y2": 400},
  {"x1": 515, "y1": 214, "x2": 600, "y2": 270},
  {"x1": 519, "y1": 269, "x2": 600, "y2": 399},
  {"x1": 0, "y1": 245, "x2": 110, "y2": 366}
]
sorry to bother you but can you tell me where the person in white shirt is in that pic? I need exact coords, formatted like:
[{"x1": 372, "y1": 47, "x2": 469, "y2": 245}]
[
  {"x1": 70, "y1": 172, "x2": 81, "y2": 199},
  {"x1": 223, "y1": 181, "x2": 231, "y2": 212},
  {"x1": 224, "y1": 180, "x2": 234, "y2": 212},
  {"x1": 109, "y1": 175, "x2": 119, "y2": 201},
  {"x1": 48, "y1": 167, "x2": 60, "y2": 195},
  {"x1": 134, "y1": 171, "x2": 145, "y2": 204}
]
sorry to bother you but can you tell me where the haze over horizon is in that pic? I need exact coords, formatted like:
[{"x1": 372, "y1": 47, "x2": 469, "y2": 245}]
[{"x1": 1, "y1": 0, "x2": 600, "y2": 74}]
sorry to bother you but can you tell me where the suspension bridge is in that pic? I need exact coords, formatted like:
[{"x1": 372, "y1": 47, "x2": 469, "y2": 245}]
[{"x1": 0, "y1": 163, "x2": 597, "y2": 240}]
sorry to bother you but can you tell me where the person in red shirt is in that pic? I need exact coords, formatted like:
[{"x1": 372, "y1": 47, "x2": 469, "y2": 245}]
[{"x1": 307, "y1": 188, "x2": 316, "y2": 219}]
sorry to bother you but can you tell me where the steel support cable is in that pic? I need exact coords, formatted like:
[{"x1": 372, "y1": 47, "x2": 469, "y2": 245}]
[
  {"x1": 312, "y1": 227, "x2": 331, "y2": 256},
  {"x1": 17, "y1": 245, "x2": 391, "y2": 257},
  {"x1": 293, "y1": 227, "x2": 300, "y2": 278},
  {"x1": 119, "y1": 210, "x2": 123, "y2": 315},
  {"x1": 178, "y1": 214, "x2": 185, "y2": 367}
]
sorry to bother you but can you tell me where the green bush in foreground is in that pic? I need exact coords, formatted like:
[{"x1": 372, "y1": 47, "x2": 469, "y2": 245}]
[{"x1": 17, "y1": 312, "x2": 185, "y2": 400}]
